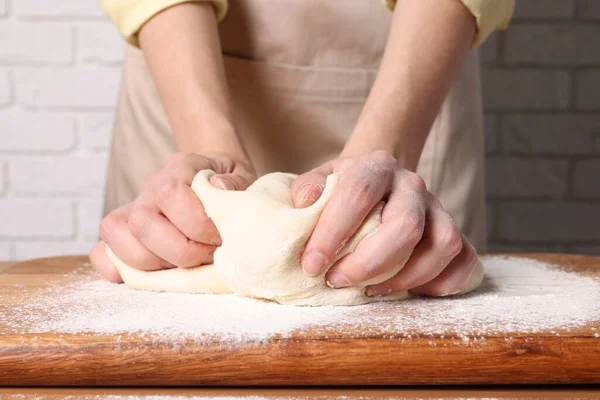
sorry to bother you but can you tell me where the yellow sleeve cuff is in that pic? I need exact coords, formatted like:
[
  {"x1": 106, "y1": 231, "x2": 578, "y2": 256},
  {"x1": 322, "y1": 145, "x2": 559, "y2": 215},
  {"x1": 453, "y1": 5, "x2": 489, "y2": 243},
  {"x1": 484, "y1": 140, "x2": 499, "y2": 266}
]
[
  {"x1": 382, "y1": 0, "x2": 514, "y2": 48},
  {"x1": 99, "y1": 0, "x2": 228, "y2": 47},
  {"x1": 462, "y1": 0, "x2": 514, "y2": 46}
]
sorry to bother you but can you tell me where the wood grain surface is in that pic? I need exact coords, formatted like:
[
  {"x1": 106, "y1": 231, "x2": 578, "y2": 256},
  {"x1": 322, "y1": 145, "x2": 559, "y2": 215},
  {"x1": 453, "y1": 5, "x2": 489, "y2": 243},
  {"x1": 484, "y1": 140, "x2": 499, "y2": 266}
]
[
  {"x1": 0, "y1": 254, "x2": 599, "y2": 387},
  {"x1": 1, "y1": 386, "x2": 600, "y2": 399}
]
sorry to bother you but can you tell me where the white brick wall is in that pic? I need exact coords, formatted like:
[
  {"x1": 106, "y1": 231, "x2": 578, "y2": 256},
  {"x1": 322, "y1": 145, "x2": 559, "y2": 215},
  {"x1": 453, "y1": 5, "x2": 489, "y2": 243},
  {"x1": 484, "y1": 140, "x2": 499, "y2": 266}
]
[
  {"x1": 14, "y1": 0, "x2": 104, "y2": 18},
  {"x1": 0, "y1": 21, "x2": 73, "y2": 64},
  {"x1": 483, "y1": 1, "x2": 600, "y2": 255},
  {"x1": 0, "y1": 0, "x2": 122, "y2": 259},
  {"x1": 1, "y1": 0, "x2": 600, "y2": 260}
]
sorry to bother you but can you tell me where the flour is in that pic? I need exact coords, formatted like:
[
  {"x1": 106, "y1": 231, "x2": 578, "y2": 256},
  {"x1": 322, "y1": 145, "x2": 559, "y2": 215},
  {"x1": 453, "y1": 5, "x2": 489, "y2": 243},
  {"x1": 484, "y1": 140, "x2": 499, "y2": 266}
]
[
  {"x1": 1, "y1": 256, "x2": 599, "y2": 346},
  {"x1": 0, "y1": 395, "x2": 506, "y2": 400}
]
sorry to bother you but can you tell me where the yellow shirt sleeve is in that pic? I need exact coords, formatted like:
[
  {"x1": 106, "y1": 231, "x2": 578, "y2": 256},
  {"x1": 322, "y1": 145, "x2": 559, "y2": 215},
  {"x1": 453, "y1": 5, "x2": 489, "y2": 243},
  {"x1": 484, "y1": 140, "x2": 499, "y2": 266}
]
[
  {"x1": 98, "y1": 0, "x2": 228, "y2": 47},
  {"x1": 383, "y1": 0, "x2": 514, "y2": 47}
]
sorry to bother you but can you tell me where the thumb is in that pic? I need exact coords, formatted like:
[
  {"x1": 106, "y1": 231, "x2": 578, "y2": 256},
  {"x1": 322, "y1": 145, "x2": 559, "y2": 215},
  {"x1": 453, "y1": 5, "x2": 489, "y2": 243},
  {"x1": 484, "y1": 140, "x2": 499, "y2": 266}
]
[
  {"x1": 209, "y1": 172, "x2": 255, "y2": 191},
  {"x1": 89, "y1": 241, "x2": 123, "y2": 283},
  {"x1": 292, "y1": 170, "x2": 328, "y2": 208}
]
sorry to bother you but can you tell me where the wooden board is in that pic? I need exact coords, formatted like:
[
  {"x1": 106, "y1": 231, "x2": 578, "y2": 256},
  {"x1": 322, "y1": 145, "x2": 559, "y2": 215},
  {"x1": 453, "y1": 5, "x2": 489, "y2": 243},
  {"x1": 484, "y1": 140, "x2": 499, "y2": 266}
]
[
  {"x1": 0, "y1": 254, "x2": 599, "y2": 386},
  {"x1": 1, "y1": 386, "x2": 600, "y2": 399}
]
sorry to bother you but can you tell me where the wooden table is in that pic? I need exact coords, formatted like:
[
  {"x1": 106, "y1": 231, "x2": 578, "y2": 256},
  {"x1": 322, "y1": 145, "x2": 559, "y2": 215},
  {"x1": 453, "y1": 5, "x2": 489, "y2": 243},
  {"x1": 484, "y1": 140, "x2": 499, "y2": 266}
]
[
  {"x1": 0, "y1": 386, "x2": 599, "y2": 399},
  {"x1": 0, "y1": 254, "x2": 599, "y2": 398}
]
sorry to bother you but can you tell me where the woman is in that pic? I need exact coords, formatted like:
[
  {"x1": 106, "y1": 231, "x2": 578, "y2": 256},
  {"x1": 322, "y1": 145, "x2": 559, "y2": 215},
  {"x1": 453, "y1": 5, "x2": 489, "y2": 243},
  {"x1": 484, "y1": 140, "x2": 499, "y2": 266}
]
[{"x1": 91, "y1": 0, "x2": 513, "y2": 298}]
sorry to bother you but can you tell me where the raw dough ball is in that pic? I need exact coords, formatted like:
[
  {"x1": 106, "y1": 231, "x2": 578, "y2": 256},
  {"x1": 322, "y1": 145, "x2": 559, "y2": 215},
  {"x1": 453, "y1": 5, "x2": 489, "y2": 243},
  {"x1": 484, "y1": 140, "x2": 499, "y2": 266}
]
[{"x1": 106, "y1": 170, "x2": 484, "y2": 306}]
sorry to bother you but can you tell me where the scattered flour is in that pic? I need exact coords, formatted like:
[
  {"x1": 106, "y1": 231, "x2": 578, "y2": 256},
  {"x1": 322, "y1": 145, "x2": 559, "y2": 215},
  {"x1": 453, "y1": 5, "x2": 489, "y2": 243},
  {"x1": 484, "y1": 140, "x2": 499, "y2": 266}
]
[
  {"x1": 1, "y1": 256, "x2": 599, "y2": 346},
  {"x1": 0, "y1": 395, "x2": 507, "y2": 400}
]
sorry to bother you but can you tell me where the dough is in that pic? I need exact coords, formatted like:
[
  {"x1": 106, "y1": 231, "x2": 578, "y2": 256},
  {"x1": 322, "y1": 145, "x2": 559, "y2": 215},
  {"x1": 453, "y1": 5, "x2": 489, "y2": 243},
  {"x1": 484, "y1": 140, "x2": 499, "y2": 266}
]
[{"x1": 107, "y1": 170, "x2": 484, "y2": 306}]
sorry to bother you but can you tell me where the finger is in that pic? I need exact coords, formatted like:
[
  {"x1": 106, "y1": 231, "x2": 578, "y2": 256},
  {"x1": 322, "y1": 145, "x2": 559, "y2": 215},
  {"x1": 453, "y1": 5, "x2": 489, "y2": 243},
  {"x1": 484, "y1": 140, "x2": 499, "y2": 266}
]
[
  {"x1": 301, "y1": 165, "x2": 393, "y2": 276},
  {"x1": 325, "y1": 186, "x2": 426, "y2": 288},
  {"x1": 99, "y1": 204, "x2": 168, "y2": 271},
  {"x1": 365, "y1": 205, "x2": 463, "y2": 296},
  {"x1": 89, "y1": 241, "x2": 123, "y2": 283},
  {"x1": 128, "y1": 200, "x2": 216, "y2": 268},
  {"x1": 291, "y1": 168, "x2": 329, "y2": 208},
  {"x1": 210, "y1": 171, "x2": 255, "y2": 191},
  {"x1": 165, "y1": 152, "x2": 230, "y2": 176},
  {"x1": 410, "y1": 235, "x2": 478, "y2": 297},
  {"x1": 153, "y1": 176, "x2": 221, "y2": 245}
]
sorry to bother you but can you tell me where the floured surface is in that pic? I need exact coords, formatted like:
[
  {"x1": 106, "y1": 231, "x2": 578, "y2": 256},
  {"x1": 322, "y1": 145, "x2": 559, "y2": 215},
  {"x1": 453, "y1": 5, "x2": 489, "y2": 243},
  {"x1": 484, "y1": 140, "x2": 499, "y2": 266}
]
[{"x1": 1, "y1": 256, "x2": 599, "y2": 346}]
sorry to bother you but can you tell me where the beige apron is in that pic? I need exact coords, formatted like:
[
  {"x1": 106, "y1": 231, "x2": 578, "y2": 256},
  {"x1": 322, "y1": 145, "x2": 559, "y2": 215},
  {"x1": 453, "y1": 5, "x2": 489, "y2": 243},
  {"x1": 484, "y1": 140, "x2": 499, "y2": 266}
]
[{"x1": 104, "y1": 0, "x2": 487, "y2": 251}]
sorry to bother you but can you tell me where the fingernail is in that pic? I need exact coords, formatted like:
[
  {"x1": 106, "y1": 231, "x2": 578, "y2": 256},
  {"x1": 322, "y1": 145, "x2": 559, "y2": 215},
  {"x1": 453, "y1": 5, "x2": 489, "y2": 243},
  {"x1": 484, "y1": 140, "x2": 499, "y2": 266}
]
[
  {"x1": 216, "y1": 177, "x2": 235, "y2": 191},
  {"x1": 302, "y1": 251, "x2": 327, "y2": 276},
  {"x1": 296, "y1": 184, "x2": 314, "y2": 207},
  {"x1": 443, "y1": 289, "x2": 461, "y2": 297},
  {"x1": 365, "y1": 285, "x2": 392, "y2": 297},
  {"x1": 210, "y1": 235, "x2": 222, "y2": 246},
  {"x1": 326, "y1": 270, "x2": 351, "y2": 288}
]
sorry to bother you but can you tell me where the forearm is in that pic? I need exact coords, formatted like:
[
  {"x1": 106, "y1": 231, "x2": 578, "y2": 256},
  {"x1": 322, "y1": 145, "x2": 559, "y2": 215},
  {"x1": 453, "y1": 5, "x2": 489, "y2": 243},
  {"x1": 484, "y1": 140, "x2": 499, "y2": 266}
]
[
  {"x1": 138, "y1": 2, "x2": 248, "y2": 162},
  {"x1": 342, "y1": 0, "x2": 476, "y2": 171}
]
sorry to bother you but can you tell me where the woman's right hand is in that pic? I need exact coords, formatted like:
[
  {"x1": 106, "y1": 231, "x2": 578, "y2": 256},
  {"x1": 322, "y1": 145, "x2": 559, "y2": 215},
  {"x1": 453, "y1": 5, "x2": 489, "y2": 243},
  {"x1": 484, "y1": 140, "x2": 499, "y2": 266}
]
[{"x1": 89, "y1": 152, "x2": 256, "y2": 283}]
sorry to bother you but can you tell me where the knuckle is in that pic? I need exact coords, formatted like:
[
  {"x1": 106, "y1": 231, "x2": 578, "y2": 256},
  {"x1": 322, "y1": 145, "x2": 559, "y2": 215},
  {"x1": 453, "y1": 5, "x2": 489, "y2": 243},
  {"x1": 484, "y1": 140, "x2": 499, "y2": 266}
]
[
  {"x1": 127, "y1": 204, "x2": 151, "y2": 238},
  {"x1": 398, "y1": 212, "x2": 425, "y2": 244},
  {"x1": 405, "y1": 172, "x2": 427, "y2": 193},
  {"x1": 429, "y1": 195, "x2": 443, "y2": 210},
  {"x1": 438, "y1": 226, "x2": 463, "y2": 257},
  {"x1": 99, "y1": 213, "x2": 120, "y2": 241},
  {"x1": 371, "y1": 150, "x2": 397, "y2": 167},
  {"x1": 189, "y1": 214, "x2": 213, "y2": 241},
  {"x1": 355, "y1": 255, "x2": 381, "y2": 280},
  {"x1": 154, "y1": 178, "x2": 179, "y2": 205},
  {"x1": 462, "y1": 244, "x2": 478, "y2": 269},
  {"x1": 349, "y1": 180, "x2": 376, "y2": 205}
]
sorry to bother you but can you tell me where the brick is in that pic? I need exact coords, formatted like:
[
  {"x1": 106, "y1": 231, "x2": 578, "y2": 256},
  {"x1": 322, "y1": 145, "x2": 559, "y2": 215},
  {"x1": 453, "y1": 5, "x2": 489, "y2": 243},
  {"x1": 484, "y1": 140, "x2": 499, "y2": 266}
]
[
  {"x1": 0, "y1": 68, "x2": 10, "y2": 105},
  {"x1": 502, "y1": 114, "x2": 600, "y2": 155},
  {"x1": 0, "y1": 110, "x2": 76, "y2": 152},
  {"x1": 486, "y1": 157, "x2": 568, "y2": 198},
  {"x1": 479, "y1": 33, "x2": 498, "y2": 64},
  {"x1": 0, "y1": 199, "x2": 74, "y2": 238},
  {"x1": 78, "y1": 21, "x2": 125, "y2": 64},
  {"x1": 0, "y1": 242, "x2": 10, "y2": 259},
  {"x1": 505, "y1": 24, "x2": 600, "y2": 66},
  {"x1": 15, "y1": 0, "x2": 103, "y2": 17},
  {"x1": 496, "y1": 202, "x2": 600, "y2": 242},
  {"x1": 14, "y1": 240, "x2": 96, "y2": 260},
  {"x1": 484, "y1": 114, "x2": 498, "y2": 153},
  {"x1": 576, "y1": 70, "x2": 600, "y2": 109},
  {"x1": 80, "y1": 113, "x2": 114, "y2": 151},
  {"x1": 9, "y1": 155, "x2": 107, "y2": 197},
  {"x1": 513, "y1": 0, "x2": 574, "y2": 18},
  {"x1": 573, "y1": 160, "x2": 600, "y2": 198},
  {"x1": 577, "y1": 0, "x2": 600, "y2": 19},
  {"x1": 481, "y1": 68, "x2": 570, "y2": 110},
  {"x1": 0, "y1": 21, "x2": 73, "y2": 64},
  {"x1": 15, "y1": 66, "x2": 120, "y2": 108},
  {"x1": 78, "y1": 200, "x2": 102, "y2": 239}
]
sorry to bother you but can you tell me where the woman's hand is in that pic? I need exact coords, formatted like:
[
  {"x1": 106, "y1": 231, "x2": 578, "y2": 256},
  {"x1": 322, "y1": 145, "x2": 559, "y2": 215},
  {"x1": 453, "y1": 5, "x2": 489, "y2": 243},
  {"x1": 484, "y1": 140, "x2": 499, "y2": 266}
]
[
  {"x1": 90, "y1": 153, "x2": 256, "y2": 283},
  {"x1": 292, "y1": 150, "x2": 478, "y2": 297}
]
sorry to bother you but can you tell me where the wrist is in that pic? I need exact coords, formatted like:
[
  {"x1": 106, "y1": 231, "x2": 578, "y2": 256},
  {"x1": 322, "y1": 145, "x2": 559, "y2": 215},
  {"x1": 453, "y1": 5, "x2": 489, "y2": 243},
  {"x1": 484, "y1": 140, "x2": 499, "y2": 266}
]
[
  {"x1": 175, "y1": 121, "x2": 250, "y2": 165},
  {"x1": 342, "y1": 106, "x2": 423, "y2": 171}
]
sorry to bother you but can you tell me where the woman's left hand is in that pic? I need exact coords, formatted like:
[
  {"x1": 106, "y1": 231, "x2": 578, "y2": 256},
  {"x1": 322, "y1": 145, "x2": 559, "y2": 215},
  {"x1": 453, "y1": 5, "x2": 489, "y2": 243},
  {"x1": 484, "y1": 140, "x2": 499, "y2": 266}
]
[{"x1": 291, "y1": 150, "x2": 478, "y2": 297}]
